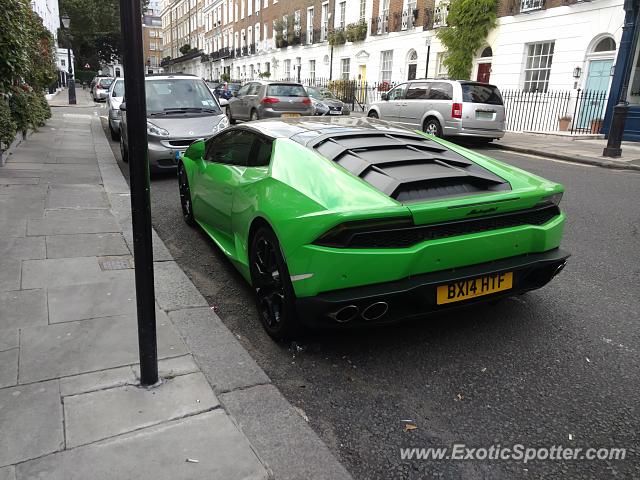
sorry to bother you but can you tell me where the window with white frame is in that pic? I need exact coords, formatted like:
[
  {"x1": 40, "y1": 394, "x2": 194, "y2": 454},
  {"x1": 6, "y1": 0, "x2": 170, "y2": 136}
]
[
  {"x1": 307, "y1": 7, "x2": 314, "y2": 43},
  {"x1": 433, "y1": 0, "x2": 449, "y2": 28},
  {"x1": 241, "y1": 0, "x2": 244, "y2": 18},
  {"x1": 294, "y1": 10, "x2": 301, "y2": 35},
  {"x1": 380, "y1": 50, "x2": 393, "y2": 83},
  {"x1": 341, "y1": 58, "x2": 350, "y2": 80},
  {"x1": 520, "y1": 0, "x2": 543, "y2": 13},
  {"x1": 247, "y1": 0, "x2": 252, "y2": 16},
  {"x1": 284, "y1": 59, "x2": 291, "y2": 79},
  {"x1": 321, "y1": 2, "x2": 329, "y2": 41},
  {"x1": 309, "y1": 59, "x2": 316, "y2": 81},
  {"x1": 264, "y1": 0, "x2": 268, "y2": 8},
  {"x1": 255, "y1": 0, "x2": 259, "y2": 12},
  {"x1": 523, "y1": 41, "x2": 554, "y2": 92},
  {"x1": 264, "y1": 23, "x2": 268, "y2": 49},
  {"x1": 338, "y1": 1, "x2": 346, "y2": 29},
  {"x1": 435, "y1": 51, "x2": 448, "y2": 78}
]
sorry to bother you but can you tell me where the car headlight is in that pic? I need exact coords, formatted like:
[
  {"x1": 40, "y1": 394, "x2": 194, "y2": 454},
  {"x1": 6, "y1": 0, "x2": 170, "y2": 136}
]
[
  {"x1": 543, "y1": 192, "x2": 563, "y2": 206},
  {"x1": 314, "y1": 101, "x2": 329, "y2": 115},
  {"x1": 215, "y1": 116, "x2": 229, "y2": 132},
  {"x1": 147, "y1": 122, "x2": 169, "y2": 137}
]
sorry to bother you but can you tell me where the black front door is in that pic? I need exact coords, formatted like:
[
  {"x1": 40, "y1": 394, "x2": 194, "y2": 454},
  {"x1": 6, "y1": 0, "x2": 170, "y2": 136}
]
[{"x1": 408, "y1": 64, "x2": 417, "y2": 80}]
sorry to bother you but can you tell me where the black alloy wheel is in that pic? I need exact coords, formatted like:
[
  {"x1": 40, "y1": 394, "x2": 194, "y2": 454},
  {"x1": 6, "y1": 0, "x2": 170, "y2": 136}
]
[
  {"x1": 119, "y1": 137, "x2": 129, "y2": 163},
  {"x1": 177, "y1": 163, "x2": 195, "y2": 226},
  {"x1": 249, "y1": 227, "x2": 299, "y2": 341},
  {"x1": 368, "y1": 110, "x2": 379, "y2": 119}
]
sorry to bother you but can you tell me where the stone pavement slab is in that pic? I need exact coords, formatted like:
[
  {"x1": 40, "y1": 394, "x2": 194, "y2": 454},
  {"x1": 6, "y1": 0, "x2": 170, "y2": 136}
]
[
  {"x1": 64, "y1": 372, "x2": 219, "y2": 448},
  {"x1": 131, "y1": 354, "x2": 199, "y2": 380},
  {"x1": 19, "y1": 312, "x2": 187, "y2": 383},
  {"x1": 0, "y1": 194, "x2": 45, "y2": 220},
  {"x1": 27, "y1": 209, "x2": 120, "y2": 236},
  {"x1": 0, "y1": 349, "x2": 18, "y2": 388},
  {"x1": 0, "y1": 177, "x2": 39, "y2": 185},
  {"x1": 222, "y1": 384, "x2": 353, "y2": 480},
  {"x1": 169, "y1": 308, "x2": 270, "y2": 393},
  {"x1": 47, "y1": 279, "x2": 137, "y2": 323},
  {"x1": 153, "y1": 261, "x2": 208, "y2": 311},
  {"x1": 45, "y1": 232, "x2": 130, "y2": 259},
  {"x1": 21, "y1": 256, "x2": 132, "y2": 289},
  {"x1": 0, "y1": 329, "x2": 19, "y2": 352},
  {"x1": 60, "y1": 366, "x2": 136, "y2": 397},
  {"x1": 16, "y1": 410, "x2": 268, "y2": 480},
  {"x1": 0, "y1": 236, "x2": 45, "y2": 260},
  {"x1": 0, "y1": 466, "x2": 14, "y2": 480},
  {"x1": 0, "y1": 260, "x2": 21, "y2": 292},
  {"x1": 0, "y1": 218, "x2": 26, "y2": 237},
  {"x1": 0, "y1": 380, "x2": 63, "y2": 467},
  {"x1": 0, "y1": 290, "x2": 47, "y2": 329},
  {"x1": 122, "y1": 228, "x2": 172, "y2": 261},
  {"x1": 46, "y1": 184, "x2": 109, "y2": 209}
]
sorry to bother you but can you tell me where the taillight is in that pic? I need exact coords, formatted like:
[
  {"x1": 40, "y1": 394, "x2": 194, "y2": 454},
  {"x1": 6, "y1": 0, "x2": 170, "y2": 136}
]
[
  {"x1": 302, "y1": 98, "x2": 312, "y2": 105},
  {"x1": 261, "y1": 97, "x2": 280, "y2": 104},
  {"x1": 452, "y1": 103, "x2": 462, "y2": 119}
]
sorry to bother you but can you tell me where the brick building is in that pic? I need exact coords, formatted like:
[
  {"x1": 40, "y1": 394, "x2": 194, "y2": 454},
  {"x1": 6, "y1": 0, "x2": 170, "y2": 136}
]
[
  {"x1": 160, "y1": 0, "x2": 624, "y2": 99},
  {"x1": 143, "y1": 12, "x2": 165, "y2": 74}
]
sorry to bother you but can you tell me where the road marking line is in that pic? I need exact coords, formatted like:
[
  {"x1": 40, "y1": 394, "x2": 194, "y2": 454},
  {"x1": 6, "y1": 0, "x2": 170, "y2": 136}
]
[{"x1": 486, "y1": 149, "x2": 596, "y2": 167}]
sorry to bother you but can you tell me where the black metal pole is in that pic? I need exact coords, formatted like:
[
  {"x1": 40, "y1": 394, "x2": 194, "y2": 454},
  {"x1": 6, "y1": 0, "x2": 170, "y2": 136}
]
[
  {"x1": 425, "y1": 44, "x2": 430, "y2": 79},
  {"x1": 119, "y1": 0, "x2": 158, "y2": 386},
  {"x1": 66, "y1": 32, "x2": 76, "y2": 105},
  {"x1": 329, "y1": 43, "x2": 334, "y2": 80}
]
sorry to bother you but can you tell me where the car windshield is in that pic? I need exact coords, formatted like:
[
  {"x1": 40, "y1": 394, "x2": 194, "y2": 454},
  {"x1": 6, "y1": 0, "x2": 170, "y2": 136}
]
[
  {"x1": 99, "y1": 78, "x2": 114, "y2": 87},
  {"x1": 461, "y1": 83, "x2": 503, "y2": 105},
  {"x1": 145, "y1": 78, "x2": 222, "y2": 115},
  {"x1": 318, "y1": 88, "x2": 338, "y2": 99},
  {"x1": 266, "y1": 84, "x2": 307, "y2": 97},
  {"x1": 306, "y1": 87, "x2": 324, "y2": 100},
  {"x1": 112, "y1": 80, "x2": 124, "y2": 97}
]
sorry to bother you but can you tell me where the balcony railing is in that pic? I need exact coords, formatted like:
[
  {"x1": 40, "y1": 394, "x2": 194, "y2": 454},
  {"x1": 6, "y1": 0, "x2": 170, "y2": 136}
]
[
  {"x1": 250, "y1": 43, "x2": 256, "y2": 54},
  {"x1": 520, "y1": 0, "x2": 544, "y2": 12},
  {"x1": 320, "y1": 24, "x2": 328, "y2": 41},
  {"x1": 242, "y1": 46, "x2": 248, "y2": 56},
  {"x1": 433, "y1": 3, "x2": 449, "y2": 28},
  {"x1": 371, "y1": 15, "x2": 389, "y2": 35},
  {"x1": 219, "y1": 47, "x2": 231, "y2": 59}
]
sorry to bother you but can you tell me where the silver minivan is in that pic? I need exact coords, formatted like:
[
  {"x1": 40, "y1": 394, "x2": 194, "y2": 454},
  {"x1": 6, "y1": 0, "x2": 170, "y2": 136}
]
[{"x1": 367, "y1": 80, "x2": 505, "y2": 141}]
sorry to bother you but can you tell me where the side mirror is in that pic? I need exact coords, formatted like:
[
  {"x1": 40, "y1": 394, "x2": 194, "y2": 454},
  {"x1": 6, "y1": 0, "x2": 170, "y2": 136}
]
[
  {"x1": 119, "y1": 103, "x2": 127, "y2": 111},
  {"x1": 218, "y1": 97, "x2": 229, "y2": 107},
  {"x1": 381, "y1": 93, "x2": 389, "y2": 101},
  {"x1": 184, "y1": 139, "x2": 205, "y2": 160}
]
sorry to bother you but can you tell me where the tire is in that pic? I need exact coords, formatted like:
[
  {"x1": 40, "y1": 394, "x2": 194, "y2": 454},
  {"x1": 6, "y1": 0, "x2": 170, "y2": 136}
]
[
  {"x1": 109, "y1": 121, "x2": 120, "y2": 141},
  {"x1": 423, "y1": 118, "x2": 443, "y2": 137},
  {"x1": 249, "y1": 226, "x2": 300, "y2": 341},
  {"x1": 177, "y1": 162, "x2": 196, "y2": 227},
  {"x1": 227, "y1": 106, "x2": 236, "y2": 125},
  {"x1": 119, "y1": 137, "x2": 129, "y2": 163},
  {"x1": 367, "y1": 110, "x2": 379, "y2": 119},
  {"x1": 250, "y1": 109, "x2": 259, "y2": 121}
]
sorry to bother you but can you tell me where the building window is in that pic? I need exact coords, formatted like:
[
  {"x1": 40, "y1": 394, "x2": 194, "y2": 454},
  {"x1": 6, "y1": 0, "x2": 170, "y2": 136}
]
[
  {"x1": 435, "y1": 51, "x2": 448, "y2": 78},
  {"x1": 284, "y1": 59, "x2": 291, "y2": 79},
  {"x1": 359, "y1": 0, "x2": 365, "y2": 20},
  {"x1": 256, "y1": 0, "x2": 260, "y2": 12},
  {"x1": 294, "y1": 10, "x2": 301, "y2": 35},
  {"x1": 264, "y1": 0, "x2": 268, "y2": 8},
  {"x1": 341, "y1": 58, "x2": 350, "y2": 80},
  {"x1": 520, "y1": 0, "x2": 543, "y2": 13},
  {"x1": 321, "y1": 2, "x2": 329, "y2": 41},
  {"x1": 307, "y1": 7, "x2": 314, "y2": 44},
  {"x1": 309, "y1": 59, "x2": 316, "y2": 82},
  {"x1": 150, "y1": 30, "x2": 156, "y2": 37},
  {"x1": 61, "y1": 59, "x2": 66, "y2": 66},
  {"x1": 247, "y1": 0, "x2": 252, "y2": 16},
  {"x1": 338, "y1": 1, "x2": 346, "y2": 29},
  {"x1": 434, "y1": 1, "x2": 449, "y2": 28},
  {"x1": 380, "y1": 50, "x2": 393, "y2": 83},
  {"x1": 523, "y1": 41, "x2": 554, "y2": 92}
]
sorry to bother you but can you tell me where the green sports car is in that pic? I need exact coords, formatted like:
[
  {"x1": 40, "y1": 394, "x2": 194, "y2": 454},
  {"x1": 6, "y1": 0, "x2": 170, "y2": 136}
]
[{"x1": 177, "y1": 117, "x2": 569, "y2": 340}]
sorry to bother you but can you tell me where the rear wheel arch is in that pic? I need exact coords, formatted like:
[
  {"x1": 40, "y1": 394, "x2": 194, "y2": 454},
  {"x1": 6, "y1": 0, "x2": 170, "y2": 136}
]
[{"x1": 423, "y1": 115, "x2": 443, "y2": 136}]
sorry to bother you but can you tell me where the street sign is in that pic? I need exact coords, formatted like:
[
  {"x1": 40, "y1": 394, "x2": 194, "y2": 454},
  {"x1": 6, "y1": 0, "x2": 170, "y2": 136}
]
[{"x1": 84, "y1": 63, "x2": 90, "y2": 69}]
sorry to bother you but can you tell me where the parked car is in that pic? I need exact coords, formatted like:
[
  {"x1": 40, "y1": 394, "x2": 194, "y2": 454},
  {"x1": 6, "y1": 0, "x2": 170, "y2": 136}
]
[
  {"x1": 367, "y1": 80, "x2": 505, "y2": 141},
  {"x1": 305, "y1": 86, "x2": 350, "y2": 116},
  {"x1": 177, "y1": 116, "x2": 568, "y2": 340},
  {"x1": 92, "y1": 77, "x2": 114, "y2": 102},
  {"x1": 106, "y1": 78, "x2": 125, "y2": 140},
  {"x1": 210, "y1": 82, "x2": 241, "y2": 100},
  {"x1": 119, "y1": 74, "x2": 228, "y2": 172},
  {"x1": 227, "y1": 81, "x2": 313, "y2": 123}
]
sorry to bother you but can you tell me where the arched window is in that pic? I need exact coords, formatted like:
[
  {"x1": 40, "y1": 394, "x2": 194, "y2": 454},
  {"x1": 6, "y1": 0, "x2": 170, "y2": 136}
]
[
  {"x1": 593, "y1": 37, "x2": 616, "y2": 53},
  {"x1": 407, "y1": 49, "x2": 418, "y2": 62},
  {"x1": 481, "y1": 46, "x2": 493, "y2": 58}
]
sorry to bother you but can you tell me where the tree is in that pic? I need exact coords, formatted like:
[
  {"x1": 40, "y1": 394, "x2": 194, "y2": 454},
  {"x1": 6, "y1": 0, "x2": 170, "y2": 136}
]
[
  {"x1": 179, "y1": 44, "x2": 192, "y2": 55},
  {"x1": 436, "y1": 0, "x2": 497, "y2": 80}
]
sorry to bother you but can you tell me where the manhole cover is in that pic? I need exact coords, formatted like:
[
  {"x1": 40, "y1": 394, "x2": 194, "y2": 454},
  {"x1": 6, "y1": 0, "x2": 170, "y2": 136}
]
[{"x1": 99, "y1": 257, "x2": 134, "y2": 270}]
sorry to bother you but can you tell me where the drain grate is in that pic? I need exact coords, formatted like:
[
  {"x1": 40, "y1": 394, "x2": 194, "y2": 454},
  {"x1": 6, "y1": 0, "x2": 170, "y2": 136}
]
[{"x1": 99, "y1": 256, "x2": 134, "y2": 270}]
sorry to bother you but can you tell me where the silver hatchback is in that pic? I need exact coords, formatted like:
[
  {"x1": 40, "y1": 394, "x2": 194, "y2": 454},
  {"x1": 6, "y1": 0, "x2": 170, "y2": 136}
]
[
  {"x1": 227, "y1": 81, "x2": 313, "y2": 123},
  {"x1": 367, "y1": 80, "x2": 505, "y2": 141}
]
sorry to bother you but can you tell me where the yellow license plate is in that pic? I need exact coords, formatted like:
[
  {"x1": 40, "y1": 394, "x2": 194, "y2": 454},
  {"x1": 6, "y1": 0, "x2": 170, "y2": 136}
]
[
  {"x1": 281, "y1": 113, "x2": 301, "y2": 118},
  {"x1": 436, "y1": 272, "x2": 513, "y2": 305}
]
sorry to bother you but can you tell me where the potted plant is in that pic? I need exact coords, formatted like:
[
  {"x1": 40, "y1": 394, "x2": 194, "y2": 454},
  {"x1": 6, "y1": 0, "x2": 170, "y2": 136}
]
[
  {"x1": 558, "y1": 115, "x2": 571, "y2": 132},
  {"x1": 590, "y1": 118, "x2": 604, "y2": 134}
]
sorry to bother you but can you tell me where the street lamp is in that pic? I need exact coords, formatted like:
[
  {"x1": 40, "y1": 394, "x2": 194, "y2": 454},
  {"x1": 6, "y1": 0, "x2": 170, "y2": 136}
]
[{"x1": 61, "y1": 14, "x2": 76, "y2": 105}]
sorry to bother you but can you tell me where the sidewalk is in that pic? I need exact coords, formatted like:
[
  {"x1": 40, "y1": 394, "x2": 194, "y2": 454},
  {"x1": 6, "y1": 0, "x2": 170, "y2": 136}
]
[
  {"x1": 47, "y1": 86, "x2": 95, "y2": 107},
  {"x1": 493, "y1": 132, "x2": 640, "y2": 171},
  {"x1": 0, "y1": 90, "x2": 352, "y2": 480}
]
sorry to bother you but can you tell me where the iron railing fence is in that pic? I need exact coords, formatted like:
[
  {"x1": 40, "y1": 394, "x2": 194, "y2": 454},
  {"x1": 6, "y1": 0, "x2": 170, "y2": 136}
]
[{"x1": 501, "y1": 89, "x2": 608, "y2": 134}]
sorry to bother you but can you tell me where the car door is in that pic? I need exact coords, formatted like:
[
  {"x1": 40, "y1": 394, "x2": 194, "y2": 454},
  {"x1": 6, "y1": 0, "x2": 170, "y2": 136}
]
[
  {"x1": 243, "y1": 82, "x2": 261, "y2": 117},
  {"x1": 426, "y1": 81, "x2": 455, "y2": 132},
  {"x1": 230, "y1": 83, "x2": 251, "y2": 120},
  {"x1": 192, "y1": 129, "x2": 255, "y2": 242},
  {"x1": 399, "y1": 81, "x2": 429, "y2": 128},
  {"x1": 378, "y1": 83, "x2": 407, "y2": 123}
]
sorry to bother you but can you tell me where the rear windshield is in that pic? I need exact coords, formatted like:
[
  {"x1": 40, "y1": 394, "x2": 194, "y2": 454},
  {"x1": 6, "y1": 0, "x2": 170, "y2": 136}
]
[
  {"x1": 267, "y1": 84, "x2": 307, "y2": 97},
  {"x1": 99, "y1": 78, "x2": 114, "y2": 87},
  {"x1": 461, "y1": 83, "x2": 503, "y2": 105}
]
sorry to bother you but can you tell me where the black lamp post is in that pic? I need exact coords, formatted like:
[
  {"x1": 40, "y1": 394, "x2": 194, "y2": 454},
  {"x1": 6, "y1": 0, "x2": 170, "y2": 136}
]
[{"x1": 61, "y1": 14, "x2": 76, "y2": 105}]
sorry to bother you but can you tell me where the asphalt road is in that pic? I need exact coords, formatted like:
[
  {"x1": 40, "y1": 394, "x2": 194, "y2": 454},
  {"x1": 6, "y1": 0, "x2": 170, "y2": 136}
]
[{"x1": 101, "y1": 110, "x2": 639, "y2": 479}]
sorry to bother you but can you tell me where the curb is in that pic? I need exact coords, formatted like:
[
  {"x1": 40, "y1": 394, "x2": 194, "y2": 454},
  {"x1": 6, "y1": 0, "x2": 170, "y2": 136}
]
[{"x1": 492, "y1": 143, "x2": 640, "y2": 172}]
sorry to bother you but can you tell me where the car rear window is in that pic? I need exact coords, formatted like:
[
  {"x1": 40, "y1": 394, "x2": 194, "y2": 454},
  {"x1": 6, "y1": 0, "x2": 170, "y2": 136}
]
[
  {"x1": 461, "y1": 83, "x2": 503, "y2": 105},
  {"x1": 99, "y1": 78, "x2": 114, "y2": 87},
  {"x1": 267, "y1": 84, "x2": 307, "y2": 97}
]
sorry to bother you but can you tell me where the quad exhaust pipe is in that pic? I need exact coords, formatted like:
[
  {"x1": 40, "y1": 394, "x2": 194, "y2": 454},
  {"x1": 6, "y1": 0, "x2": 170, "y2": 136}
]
[{"x1": 328, "y1": 301, "x2": 389, "y2": 323}]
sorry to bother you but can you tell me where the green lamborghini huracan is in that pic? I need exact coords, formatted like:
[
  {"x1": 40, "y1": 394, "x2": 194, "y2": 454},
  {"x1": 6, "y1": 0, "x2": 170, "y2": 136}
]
[{"x1": 177, "y1": 117, "x2": 569, "y2": 340}]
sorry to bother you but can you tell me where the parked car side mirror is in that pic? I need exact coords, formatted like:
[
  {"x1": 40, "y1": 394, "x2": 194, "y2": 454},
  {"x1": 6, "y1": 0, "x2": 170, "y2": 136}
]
[
  {"x1": 381, "y1": 93, "x2": 388, "y2": 101},
  {"x1": 119, "y1": 103, "x2": 126, "y2": 111},
  {"x1": 218, "y1": 97, "x2": 229, "y2": 107}
]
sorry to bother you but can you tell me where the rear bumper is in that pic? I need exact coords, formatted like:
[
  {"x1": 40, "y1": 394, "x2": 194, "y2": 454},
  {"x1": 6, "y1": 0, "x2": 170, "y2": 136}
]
[
  {"x1": 295, "y1": 248, "x2": 570, "y2": 327},
  {"x1": 259, "y1": 106, "x2": 315, "y2": 118}
]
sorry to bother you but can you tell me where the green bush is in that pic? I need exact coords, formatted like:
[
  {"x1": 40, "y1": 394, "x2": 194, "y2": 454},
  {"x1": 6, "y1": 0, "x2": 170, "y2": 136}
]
[
  {"x1": 346, "y1": 21, "x2": 367, "y2": 42},
  {"x1": 328, "y1": 29, "x2": 346, "y2": 46},
  {"x1": 9, "y1": 87, "x2": 50, "y2": 134},
  {"x1": 0, "y1": 97, "x2": 17, "y2": 150}
]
